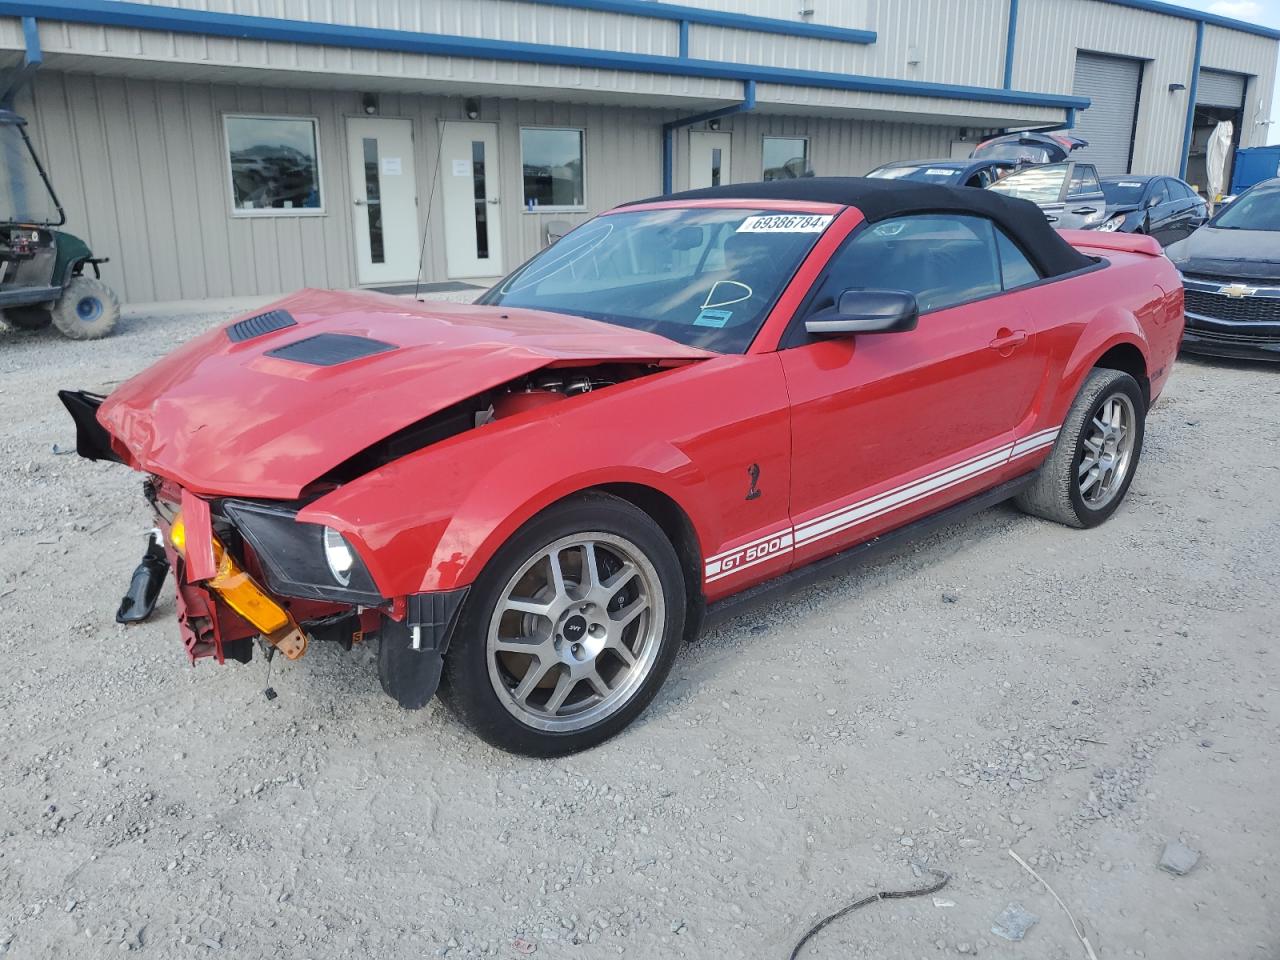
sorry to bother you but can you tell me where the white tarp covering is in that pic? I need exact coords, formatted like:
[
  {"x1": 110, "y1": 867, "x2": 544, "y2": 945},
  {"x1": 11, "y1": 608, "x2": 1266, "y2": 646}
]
[{"x1": 1206, "y1": 121, "x2": 1233, "y2": 202}]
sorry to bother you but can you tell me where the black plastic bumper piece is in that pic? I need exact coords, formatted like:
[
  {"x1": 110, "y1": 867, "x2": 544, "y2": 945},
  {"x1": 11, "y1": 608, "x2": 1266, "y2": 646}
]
[
  {"x1": 377, "y1": 588, "x2": 469, "y2": 710},
  {"x1": 116, "y1": 531, "x2": 170, "y2": 624},
  {"x1": 57, "y1": 390, "x2": 122, "y2": 462},
  {"x1": 1180, "y1": 329, "x2": 1280, "y2": 362}
]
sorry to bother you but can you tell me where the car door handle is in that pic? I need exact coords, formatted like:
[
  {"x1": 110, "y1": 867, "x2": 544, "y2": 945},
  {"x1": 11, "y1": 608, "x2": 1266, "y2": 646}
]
[
  {"x1": 1071, "y1": 206, "x2": 1097, "y2": 214},
  {"x1": 353, "y1": 198, "x2": 367, "y2": 206},
  {"x1": 989, "y1": 329, "x2": 1028, "y2": 352},
  {"x1": 486, "y1": 197, "x2": 501, "y2": 205},
  {"x1": 1044, "y1": 214, "x2": 1058, "y2": 223}
]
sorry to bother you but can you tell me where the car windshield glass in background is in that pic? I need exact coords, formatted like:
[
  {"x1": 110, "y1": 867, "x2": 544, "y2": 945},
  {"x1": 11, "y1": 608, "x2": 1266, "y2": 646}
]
[
  {"x1": 0, "y1": 123, "x2": 60, "y2": 224},
  {"x1": 1101, "y1": 179, "x2": 1147, "y2": 204},
  {"x1": 989, "y1": 163, "x2": 1068, "y2": 204},
  {"x1": 1211, "y1": 186, "x2": 1280, "y2": 231},
  {"x1": 867, "y1": 165, "x2": 962, "y2": 184},
  {"x1": 974, "y1": 143, "x2": 1053, "y2": 163},
  {"x1": 479, "y1": 208, "x2": 829, "y2": 353},
  {"x1": 225, "y1": 116, "x2": 321, "y2": 212}
]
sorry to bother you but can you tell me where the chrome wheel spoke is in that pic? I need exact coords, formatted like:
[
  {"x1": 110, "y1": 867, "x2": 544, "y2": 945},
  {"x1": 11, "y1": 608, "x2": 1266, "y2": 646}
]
[
  {"x1": 609, "y1": 638, "x2": 637, "y2": 667},
  {"x1": 547, "y1": 549, "x2": 569, "y2": 601},
  {"x1": 544, "y1": 669, "x2": 577, "y2": 713},
  {"x1": 512, "y1": 659, "x2": 552, "y2": 706},
  {"x1": 586, "y1": 670, "x2": 611, "y2": 698},
  {"x1": 504, "y1": 597, "x2": 553, "y2": 618},
  {"x1": 603, "y1": 561, "x2": 638, "y2": 598},
  {"x1": 1080, "y1": 468, "x2": 1100, "y2": 495},
  {"x1": 611, "y1": 596, "x2": 648, "y2": 631},
  {"x1": 581, "y1": 542, "x2": 603, "y2": 591},
  {"x1": 1078, "y1": 455, "x2": 1098, "y2": 478}
]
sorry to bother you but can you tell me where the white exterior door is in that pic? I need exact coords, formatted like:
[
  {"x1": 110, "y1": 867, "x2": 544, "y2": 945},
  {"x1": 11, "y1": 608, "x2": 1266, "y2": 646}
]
[
  {"x1": 689, "y1": 131, "x2": 732, "y2": 189},
  {"x1": 440, "y1": 121, "x2": 504, "y2": 278},
  {"x1": 346, "y1": 117, "x2": 419, "y2": 285}
]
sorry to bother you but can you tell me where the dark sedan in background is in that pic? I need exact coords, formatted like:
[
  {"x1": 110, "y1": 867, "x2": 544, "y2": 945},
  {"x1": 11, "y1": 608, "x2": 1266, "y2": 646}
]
[
  {"x1": 865, "y1": 157, "x2": 1017, "y2": 188},
  {"x1": 1166, "y1": 178, "x2": 1280, "y2": 361},
  {"x1": 1097, "y1": 175, "x2": 1207, "y2": 246}
]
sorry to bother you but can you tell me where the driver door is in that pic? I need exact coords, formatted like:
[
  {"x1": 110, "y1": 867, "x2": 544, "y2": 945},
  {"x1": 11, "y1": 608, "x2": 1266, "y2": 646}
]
[{"x1": 780, "y1": 215, "x2": 1046, "y2": 566}]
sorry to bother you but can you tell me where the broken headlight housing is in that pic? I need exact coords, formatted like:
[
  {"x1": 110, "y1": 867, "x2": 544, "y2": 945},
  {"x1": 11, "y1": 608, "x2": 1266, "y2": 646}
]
[{"x1": 219, "y1": 499, "x2": 383, "y2": 605}]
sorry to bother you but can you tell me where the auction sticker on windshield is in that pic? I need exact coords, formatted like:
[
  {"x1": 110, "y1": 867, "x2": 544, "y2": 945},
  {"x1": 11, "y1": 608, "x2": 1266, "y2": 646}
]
[{"x1": 737, "y1": 214, "x2": 833, "y2": 233}]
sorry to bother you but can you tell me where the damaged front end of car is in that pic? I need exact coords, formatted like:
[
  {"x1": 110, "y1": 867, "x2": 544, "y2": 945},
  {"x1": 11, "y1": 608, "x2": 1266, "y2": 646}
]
[
  {"x1": 55, "y1": 290, "x2": 710, "y2": 710},
  {"x1": 60, "y1": 387, "x2": 468, "y2": 706}
]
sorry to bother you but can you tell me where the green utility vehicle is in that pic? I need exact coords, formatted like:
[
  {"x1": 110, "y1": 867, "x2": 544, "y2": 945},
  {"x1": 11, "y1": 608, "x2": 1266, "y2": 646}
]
[{"x1": 0, "y1": 108, "x2": 118, "y2": 339}]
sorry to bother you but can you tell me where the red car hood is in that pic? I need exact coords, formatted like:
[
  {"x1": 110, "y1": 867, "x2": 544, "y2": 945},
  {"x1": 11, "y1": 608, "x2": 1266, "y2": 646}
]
[{"x1": 99, "y1": 289, "x2": 711, "y2": 499}]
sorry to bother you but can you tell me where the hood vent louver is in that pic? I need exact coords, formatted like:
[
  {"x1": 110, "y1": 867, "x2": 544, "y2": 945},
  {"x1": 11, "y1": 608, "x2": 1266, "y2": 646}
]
[
  {"x1": 227, "y1": 309, "x2": 297, "y2": 342},
  {"x1": 265, "y1": 333, "x2": 397, "y2": 366}
]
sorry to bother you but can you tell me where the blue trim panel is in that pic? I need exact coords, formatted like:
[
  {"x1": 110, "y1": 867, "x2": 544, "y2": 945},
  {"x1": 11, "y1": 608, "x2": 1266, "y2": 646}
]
[
  {"x1": 1101, "y1": 0, "x2": 1280, "y2": 41},
  {"x1": 520, "y1": 0, "x2": 876, "y2": 44},
  {"x1": 1180, "y1": 19, "x2": 1204, "y2": 180},
  {"x1": 21, "y1": 15, "x2": 40, "y2": 65},
  {"x1": 7, "y1": 0, "x2": 1089, "y2": 112},
  {"x1": 1003, "y1": 0, "x2": 1019, "y2": 89},
  {"x1": 678, "y1": 18, "x2": 689, "y2": 58}
]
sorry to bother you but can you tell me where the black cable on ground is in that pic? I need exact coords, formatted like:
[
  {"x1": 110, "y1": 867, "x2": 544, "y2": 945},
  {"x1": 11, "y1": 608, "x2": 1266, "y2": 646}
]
[{"x1": 787, "y1": 868, "x2": 951, "y2": 960}]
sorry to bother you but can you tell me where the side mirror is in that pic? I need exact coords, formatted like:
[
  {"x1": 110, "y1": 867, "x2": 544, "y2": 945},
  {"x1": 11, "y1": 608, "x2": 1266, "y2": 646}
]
[{"x1": 805, "y1": 289, "x2": 919, "y2": 337}]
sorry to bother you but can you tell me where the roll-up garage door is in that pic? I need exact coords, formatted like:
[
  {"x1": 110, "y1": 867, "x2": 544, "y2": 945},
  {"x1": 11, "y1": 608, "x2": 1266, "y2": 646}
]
[
  {"x1": 1071, "y1": 52, "x2": 1143, "y2": 175},
  {"x1": 1197, "y1": 69, "x2": 1246, "y2": 108}
]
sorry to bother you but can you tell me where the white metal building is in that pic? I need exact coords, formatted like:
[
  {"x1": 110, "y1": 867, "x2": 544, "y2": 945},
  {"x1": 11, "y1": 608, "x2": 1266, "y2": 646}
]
[{"x1": 1, "y1": 0, "x2": 1276, "y2": 304}]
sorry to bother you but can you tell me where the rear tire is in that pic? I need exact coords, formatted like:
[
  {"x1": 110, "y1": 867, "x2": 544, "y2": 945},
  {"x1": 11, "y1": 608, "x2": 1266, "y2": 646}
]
[
  {"x1": 1015, "y1": 368, "x2": 1145, "y2": 529},
  {"x1": 441, "y1": 493, "x2": 686, "y2": 756},
  {"x1": 51, "y1": 276, "x2": 120, "y2": 340},
  {"x1": 2, "y1": 305, "x2": 52, "y2": 330}
]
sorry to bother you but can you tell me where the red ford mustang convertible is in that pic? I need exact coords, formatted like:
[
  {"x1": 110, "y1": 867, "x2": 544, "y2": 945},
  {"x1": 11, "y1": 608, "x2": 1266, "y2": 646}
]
[{"x1": 63, "y1": 179, "x2": 1183, "y2": 755}]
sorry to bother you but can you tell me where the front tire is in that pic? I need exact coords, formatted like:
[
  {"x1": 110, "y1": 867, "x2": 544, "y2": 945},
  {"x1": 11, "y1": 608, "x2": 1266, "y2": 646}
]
[
  {"x1": 441, "y1": 493, "x2": 686, "y2": 756},
  {"x1": 51, "y1": 276, "x2": 120, "y2": 340},
  {"x1": 1015, "y1": 368, "x2": 1145, "y2": 528}
]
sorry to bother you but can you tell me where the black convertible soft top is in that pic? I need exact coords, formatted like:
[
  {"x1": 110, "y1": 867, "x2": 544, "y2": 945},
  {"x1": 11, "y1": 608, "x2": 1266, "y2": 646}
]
[{"x1": 634, "y1": 177, "x2": 1095, "y2": 279}]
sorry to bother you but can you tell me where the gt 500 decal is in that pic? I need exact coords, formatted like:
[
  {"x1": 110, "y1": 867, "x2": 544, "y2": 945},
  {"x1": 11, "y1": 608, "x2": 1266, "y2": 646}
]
[
  {"x1": 704, "y1": 426, "x2": 1061, "y2": 584},
  {"x1": 705, "y1": 530, "x2": 794, "y2": 583}
]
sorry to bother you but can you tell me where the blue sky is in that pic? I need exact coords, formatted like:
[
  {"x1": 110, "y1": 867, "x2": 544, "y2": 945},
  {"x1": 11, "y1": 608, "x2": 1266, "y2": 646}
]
[{"x1": 1178, "y1": 0, "x2": 1280, "y2": 144}]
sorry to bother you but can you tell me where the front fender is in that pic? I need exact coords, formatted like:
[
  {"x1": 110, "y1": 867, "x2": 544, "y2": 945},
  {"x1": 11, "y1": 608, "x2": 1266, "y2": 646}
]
[{"x1": 300, "y1": 400, "x2": 718, "y2": 597}]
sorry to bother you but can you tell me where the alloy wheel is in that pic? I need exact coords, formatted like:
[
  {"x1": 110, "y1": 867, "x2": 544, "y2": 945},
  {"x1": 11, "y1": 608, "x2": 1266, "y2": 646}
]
[
  {"x1": 486, "y1": 532, "x2": 665, "y2": 732},
  {"x1": 1078, "y1": 392, "x2": 1136, "y2": 509}
]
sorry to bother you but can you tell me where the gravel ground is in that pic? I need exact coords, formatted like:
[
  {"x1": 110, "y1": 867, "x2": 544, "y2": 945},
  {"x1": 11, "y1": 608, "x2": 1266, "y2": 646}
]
[{"x1": 1, "y1": 302, "x2": 1277, "y2": 960}]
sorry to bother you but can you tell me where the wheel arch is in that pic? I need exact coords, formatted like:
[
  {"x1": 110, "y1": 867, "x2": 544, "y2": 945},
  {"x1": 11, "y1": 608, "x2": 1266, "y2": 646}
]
[{"x1": 1092, "y1": 341, "x2": 1150, "y2": 407}]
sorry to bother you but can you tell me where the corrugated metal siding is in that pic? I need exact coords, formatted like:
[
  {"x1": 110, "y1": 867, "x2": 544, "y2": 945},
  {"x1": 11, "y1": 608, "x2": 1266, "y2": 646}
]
[
  {"x1": 22, "y1": 68, "x2": 966, "y2": 303},
  {"x1": 1071, "y1": 52, "x2": 1143, "y2": 175},
  {"x1": 1197, "y1": 69, "x2": 1245, "y2": 108}
]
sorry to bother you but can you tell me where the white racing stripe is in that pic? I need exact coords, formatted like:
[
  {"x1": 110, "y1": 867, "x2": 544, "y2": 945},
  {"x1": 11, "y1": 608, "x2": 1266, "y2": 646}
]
[{"x1": 703, "y1": 425, "x2": 1061, "y2": 582}]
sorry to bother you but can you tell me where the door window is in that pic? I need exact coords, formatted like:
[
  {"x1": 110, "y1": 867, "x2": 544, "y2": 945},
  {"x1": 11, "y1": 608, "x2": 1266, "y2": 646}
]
[
  {"x1": 803, "y1": 215, "x2": 1003, "y2": 318},
  {"x1": 994, "y1": 229, "x2": 1041, "y2": 289},
  {"x1": 1148, "y1": 180, "x2": 1170, "y2": 206},
  {"x1": 1068, "y1": 165, "x2": 1101, "y2": 198}
]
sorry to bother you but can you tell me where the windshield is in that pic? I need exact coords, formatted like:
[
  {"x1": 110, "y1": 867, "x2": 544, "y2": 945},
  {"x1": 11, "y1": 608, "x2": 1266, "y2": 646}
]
[
  {"x1": 1210, "y1": 185, "x2": 1280, "y2": 231},
  {"x1": 866, "y1": 164, "x2": 962, "y2": 184},
  {"x1": 0, "y1": 122, "x2": 61, "y2": 225},
  {"x1": 989, "y1": 163, "x2": 1068, "y2": 204},
  {"x1": 480, "y1": 207, "x2": 830, "y2": 353},
  {"x1": 1101, "y1": 179, "x2": 1148, "y2": 205}
]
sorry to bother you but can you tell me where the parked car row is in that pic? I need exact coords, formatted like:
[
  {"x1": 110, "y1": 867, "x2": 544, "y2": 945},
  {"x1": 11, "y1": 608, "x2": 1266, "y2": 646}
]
[{"x1": 867, "y1": 130, "x2": 1280, "y2": 361}]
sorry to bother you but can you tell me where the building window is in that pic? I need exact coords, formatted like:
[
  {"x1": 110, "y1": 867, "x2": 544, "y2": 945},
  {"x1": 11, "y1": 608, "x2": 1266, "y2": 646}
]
[
  {"x1": 762, "y1": 136, "x2": 809, "y2": 180},
  {"x1": 223, "y1": 115, "x2": 324, "y2": 216},
  {"x1": 521, "y1": 127, "x2": 585, "y2": 210}
]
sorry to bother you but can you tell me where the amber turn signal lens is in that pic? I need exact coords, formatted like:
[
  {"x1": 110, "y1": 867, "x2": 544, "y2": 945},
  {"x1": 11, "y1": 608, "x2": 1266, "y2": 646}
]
[{"x1": 168, "y1": 511, "x2": 302, "y2": 654}]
